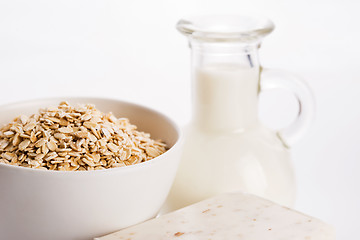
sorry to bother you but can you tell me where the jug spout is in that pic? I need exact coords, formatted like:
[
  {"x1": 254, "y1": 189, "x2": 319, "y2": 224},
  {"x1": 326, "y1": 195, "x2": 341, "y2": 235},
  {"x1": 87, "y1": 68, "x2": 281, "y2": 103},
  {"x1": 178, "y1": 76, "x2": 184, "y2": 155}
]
[{"x1": 177, "y1": 15, "x2": 274, "y2": 44}]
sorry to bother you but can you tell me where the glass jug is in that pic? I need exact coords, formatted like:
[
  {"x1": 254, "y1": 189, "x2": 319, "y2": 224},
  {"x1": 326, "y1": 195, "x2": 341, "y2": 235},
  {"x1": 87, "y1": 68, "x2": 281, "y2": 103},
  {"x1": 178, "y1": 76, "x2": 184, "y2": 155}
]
[{"x1": 163, "y1": 15, "x2": 315, "y2": 212}]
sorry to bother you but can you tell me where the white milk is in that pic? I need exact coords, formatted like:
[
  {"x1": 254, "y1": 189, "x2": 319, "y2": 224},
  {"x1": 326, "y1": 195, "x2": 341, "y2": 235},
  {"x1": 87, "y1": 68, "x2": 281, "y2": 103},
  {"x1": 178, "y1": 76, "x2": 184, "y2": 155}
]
[
  {"x1": 163, "y1": 64, "x2": 295, "y2": 213},
  {"x1": 192, "y1": 64, "x2": 259, "y2": 131}
]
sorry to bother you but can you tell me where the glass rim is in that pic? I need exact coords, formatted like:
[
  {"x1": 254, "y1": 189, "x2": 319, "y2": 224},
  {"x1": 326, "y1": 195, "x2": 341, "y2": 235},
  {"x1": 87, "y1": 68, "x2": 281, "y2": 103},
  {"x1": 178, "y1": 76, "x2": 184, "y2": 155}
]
[{"x1": 176, "y1": 14, "x2": 274, "y2": 43}]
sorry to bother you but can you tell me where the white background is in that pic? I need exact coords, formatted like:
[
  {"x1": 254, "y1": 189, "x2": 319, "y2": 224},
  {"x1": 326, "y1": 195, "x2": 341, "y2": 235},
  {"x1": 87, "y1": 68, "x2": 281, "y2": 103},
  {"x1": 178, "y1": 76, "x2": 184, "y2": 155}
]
[{"x1": 0, "y1": 0, "x2": 358, "y2": 239}]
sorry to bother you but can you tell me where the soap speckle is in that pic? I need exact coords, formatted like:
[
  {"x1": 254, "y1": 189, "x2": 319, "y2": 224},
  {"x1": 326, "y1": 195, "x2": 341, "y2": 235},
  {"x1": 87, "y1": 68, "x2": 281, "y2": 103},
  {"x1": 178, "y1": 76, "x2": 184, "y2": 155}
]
[
  {"x1": 252, "y1": 219, "x2": 257, "y2": 221},
  {"x1": 217, "y1": 205, "x2": 223, "y2": 208},
  {"x1": 174, "y1": 232, "x2": 184, "y2": 237},
  {"x1": 202, "y1": 209, "x2": 211, "y2": 213}
]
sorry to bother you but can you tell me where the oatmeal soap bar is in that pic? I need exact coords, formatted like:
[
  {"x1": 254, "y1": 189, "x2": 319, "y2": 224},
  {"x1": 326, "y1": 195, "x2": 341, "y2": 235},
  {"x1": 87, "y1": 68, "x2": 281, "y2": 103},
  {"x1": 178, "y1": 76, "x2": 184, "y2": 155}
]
[{"x1": 96, "y1": 192, "x2": 335, "y2": 240}]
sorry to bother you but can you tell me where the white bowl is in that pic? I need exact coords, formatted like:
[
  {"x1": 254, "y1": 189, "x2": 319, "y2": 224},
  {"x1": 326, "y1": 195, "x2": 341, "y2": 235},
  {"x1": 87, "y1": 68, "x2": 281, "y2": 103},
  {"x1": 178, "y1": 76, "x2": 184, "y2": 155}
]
[{"x1": 0, "y1": 97, "x2": 182, "y2": 240}]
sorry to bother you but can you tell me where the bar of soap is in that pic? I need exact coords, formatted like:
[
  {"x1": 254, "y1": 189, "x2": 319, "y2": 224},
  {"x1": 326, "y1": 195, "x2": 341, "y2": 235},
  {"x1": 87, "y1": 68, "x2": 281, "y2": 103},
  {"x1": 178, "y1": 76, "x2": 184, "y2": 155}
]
[{"x1": 96, "y1": 193, "x2": 335, "y2": 240}]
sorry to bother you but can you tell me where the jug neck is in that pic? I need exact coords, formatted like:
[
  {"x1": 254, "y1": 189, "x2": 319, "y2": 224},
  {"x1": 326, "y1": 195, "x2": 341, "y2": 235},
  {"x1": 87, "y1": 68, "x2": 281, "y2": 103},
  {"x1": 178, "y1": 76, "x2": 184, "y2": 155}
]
[
  {"x1": 176, "y1": 15, "x2": 274, "y2": 133},
  {"x1": 190, "y1": 42, "x2": 260, "y2": 132}
]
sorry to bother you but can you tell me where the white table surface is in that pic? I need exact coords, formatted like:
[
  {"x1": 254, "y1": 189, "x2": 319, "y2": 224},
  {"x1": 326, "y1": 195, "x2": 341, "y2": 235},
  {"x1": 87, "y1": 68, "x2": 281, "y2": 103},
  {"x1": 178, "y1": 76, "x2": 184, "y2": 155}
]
[{"x1": 0, "y1": 0, "x2": 358, "y2": 239}]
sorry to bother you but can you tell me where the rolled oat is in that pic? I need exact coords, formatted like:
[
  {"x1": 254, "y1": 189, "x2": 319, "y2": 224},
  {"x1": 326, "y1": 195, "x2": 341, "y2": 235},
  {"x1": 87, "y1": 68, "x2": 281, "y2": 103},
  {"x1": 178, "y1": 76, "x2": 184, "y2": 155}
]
[{"x1": 0, "y1": 102, "x2": 167, "y2": 171}]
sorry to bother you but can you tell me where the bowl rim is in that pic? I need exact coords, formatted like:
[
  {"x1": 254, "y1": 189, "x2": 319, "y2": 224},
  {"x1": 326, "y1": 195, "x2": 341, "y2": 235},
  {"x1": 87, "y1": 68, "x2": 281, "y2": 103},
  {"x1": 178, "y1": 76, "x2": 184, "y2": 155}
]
[{"x1": 0, "y1": 96, "x2": 183, "y2": 175}]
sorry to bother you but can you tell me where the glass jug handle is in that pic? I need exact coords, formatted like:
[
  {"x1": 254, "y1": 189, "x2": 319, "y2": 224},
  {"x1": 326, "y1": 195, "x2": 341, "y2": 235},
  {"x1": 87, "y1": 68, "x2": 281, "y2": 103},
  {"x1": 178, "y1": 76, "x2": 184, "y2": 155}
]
[{"x1": 260, "y1": 68, "x2": 316, "y2": 147}]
